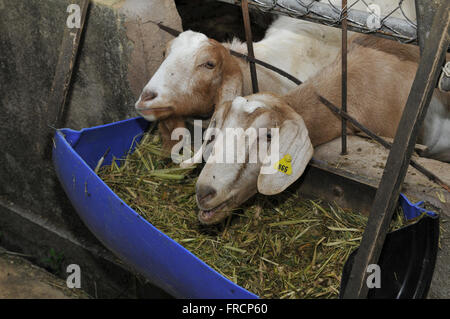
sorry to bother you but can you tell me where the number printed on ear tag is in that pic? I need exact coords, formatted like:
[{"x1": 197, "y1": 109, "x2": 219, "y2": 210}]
[{"x1": 275, "y1": 154, "x2": 292, "y2": 175}]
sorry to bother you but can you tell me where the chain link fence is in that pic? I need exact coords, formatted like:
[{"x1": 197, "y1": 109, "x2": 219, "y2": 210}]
[{"x1": 218, "y1": 0, "x2": 418, "y2": 43}]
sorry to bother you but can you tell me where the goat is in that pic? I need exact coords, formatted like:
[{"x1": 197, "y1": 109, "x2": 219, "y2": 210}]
[
  {"x1": 184, "y1": 34, "x2": 449, "y2": 225},
  {"x1": 135, "y1": 1, "x2": 417, "y2": 149}
]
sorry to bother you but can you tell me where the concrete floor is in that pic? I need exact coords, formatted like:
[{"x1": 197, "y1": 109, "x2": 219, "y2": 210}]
[{"x1": 0, "y1": 248, "x2": 90, "y2": 299}]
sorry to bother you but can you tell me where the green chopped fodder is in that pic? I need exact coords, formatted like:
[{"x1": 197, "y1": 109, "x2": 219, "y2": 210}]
[{"x1": 98, "y1": 130, "x2": 418, "y2": 299}]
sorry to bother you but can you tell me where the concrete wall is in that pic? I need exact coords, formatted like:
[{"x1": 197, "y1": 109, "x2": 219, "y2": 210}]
[{"x1": 0, "y1": 0, "x2": 181, "y2": 297}]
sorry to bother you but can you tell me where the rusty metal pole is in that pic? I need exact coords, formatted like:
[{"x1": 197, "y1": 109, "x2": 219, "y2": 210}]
[
  {"x1": 341, "y1": 0, "x2": 348, "y2": 155},
  {"x1": 343, "y1": 1, "x2": 450, "y2": 299},
  {"x1": 241, "y1": 0, "x2": 259, "y2": 93}
]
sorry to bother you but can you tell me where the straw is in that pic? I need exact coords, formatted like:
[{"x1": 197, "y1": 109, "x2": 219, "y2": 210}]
[{"x1": 98, "y1": 130, "x2": 417, "y2": 299}]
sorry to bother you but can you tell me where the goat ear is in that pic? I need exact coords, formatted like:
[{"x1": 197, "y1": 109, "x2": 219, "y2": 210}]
[
  {"x1": 257, "y1": 117, "x2": 313, "y2": 195},
  {"x1": 159, "y1": 117, "x2": 186, "y2": 153}
]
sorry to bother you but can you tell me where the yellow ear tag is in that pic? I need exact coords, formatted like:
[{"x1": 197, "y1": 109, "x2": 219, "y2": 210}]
[{"x1": 275, "y1": 154, "x2": 292, "y2": 175}]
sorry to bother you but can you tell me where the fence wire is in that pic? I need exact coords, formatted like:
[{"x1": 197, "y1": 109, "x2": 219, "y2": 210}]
[{"x1": 218, "y1": 0, "x2": 418, "y2": 43}]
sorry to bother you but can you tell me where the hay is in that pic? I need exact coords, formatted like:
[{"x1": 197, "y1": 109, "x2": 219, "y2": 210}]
[{"x1": 98, "y1": 130, "x2": 416, "y2": 299}]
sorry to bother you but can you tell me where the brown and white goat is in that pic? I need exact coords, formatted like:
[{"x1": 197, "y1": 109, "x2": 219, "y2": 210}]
[
  {"x1": 184, "y1": 34, "x2": 449, "y2": 225},
  {"x1": 135, "y1": 1, "x2": 417, "y2": 150}
]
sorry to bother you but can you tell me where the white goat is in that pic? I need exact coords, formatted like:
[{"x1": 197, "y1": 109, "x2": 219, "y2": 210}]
[{"x1": 185, "y1": 34, "x2": 449, "y2": 225}]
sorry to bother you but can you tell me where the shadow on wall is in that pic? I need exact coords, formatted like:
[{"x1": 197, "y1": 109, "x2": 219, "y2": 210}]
[{"x1": 175, "y1": 0, "x2": 274, "y2": 42}]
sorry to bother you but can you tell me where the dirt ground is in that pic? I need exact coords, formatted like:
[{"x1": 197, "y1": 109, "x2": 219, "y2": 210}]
[{"x1": 0, "y1": 248, "x2": 90, "y2": 299}]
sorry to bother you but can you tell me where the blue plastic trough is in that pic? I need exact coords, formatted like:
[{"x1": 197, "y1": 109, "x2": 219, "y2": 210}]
[{"x1": 52, "y1": 116, "x2": 439, "y2": 299}]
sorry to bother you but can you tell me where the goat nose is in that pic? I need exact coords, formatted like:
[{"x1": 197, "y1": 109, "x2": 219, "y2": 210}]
[
  {"x1": 141, "y1": 90, "x2": 157, "y2": 102},
  {"x1": 196, "y1": 184, "x2": 217, "y2": 206}
]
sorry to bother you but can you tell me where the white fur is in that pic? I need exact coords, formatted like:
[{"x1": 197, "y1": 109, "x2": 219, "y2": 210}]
[
  {"x1": 136, "y1": 31, "x2": 210, "y2": 109},
  {"x1": 232, "y1": 96, "x2": 263, "y2": 113},
  {"x1": 245, "y1": 17, "x2": 342, "y2": 88},
  {"x1": 420, "y1": 94, "x2": 450, "y2": 162}
]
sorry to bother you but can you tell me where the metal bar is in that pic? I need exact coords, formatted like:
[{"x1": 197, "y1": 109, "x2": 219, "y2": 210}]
[
  {"x1": 241, "y1": 0, "x2": 259, "y2": 93},
  {"x1": 341, "y1": 0, "x2": 348, "y2": 155},
  {"x1": 218, "y1": 0, "x2": 418, "y2": 43},
  {"x1": 232, "y1": 51, "x2": 302, "y2": 85},
  {"x1": 49, "y1": 0, "x2": 90, "y2": 128},
  {"x1": 343, "y1": 2, "x2": 450, "y2": 298}
]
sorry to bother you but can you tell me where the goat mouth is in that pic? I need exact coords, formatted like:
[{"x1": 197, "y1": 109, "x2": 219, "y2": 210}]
[
  {"x1": 137, "y1": 106, "x2": 175, "y2": 121},
  {"x1": 198, "y1": 200, "x2": 232, "y2": 225},
  {"x1": 137, "y1": 106, "x2": 174, "y2": 113}
]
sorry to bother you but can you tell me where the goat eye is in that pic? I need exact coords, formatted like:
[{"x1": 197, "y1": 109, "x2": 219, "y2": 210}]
[{"x1": 204, "y1": 61, "x2": 215, "y2": 69}]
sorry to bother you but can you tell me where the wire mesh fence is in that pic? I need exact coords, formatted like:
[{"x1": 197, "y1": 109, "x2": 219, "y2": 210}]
[{"x1": 218, "y1": 0, "x2": 418, "y2": 43}]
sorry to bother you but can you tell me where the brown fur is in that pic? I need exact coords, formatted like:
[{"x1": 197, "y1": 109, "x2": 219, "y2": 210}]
[
  {"x1": 158, "y1": 116, "x2": 186, "y2": 152},
  {"x1": 284, "y1": 34, "x2": 420, "y2": 146}
]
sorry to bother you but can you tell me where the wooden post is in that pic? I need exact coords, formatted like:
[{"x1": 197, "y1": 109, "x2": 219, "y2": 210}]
[{"x1": 48, "y1": 0, "x2": 90, "y2": 128}]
